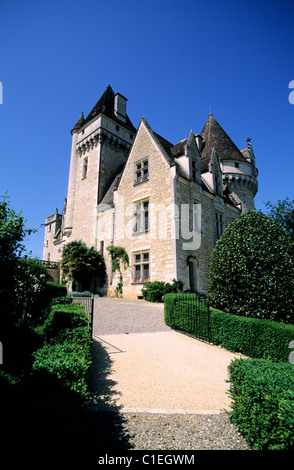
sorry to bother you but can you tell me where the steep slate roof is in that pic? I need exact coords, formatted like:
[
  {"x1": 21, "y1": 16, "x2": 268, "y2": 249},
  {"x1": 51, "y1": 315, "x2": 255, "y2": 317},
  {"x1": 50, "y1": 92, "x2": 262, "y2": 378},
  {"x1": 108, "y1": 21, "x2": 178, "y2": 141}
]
[
  {"x1": 99, "y1": 114, "x2": 243, "y2": 206},
  {"x1": 171, "y1": 138, "x2": 188, "y2": 158},
  {"x1": 100, "y1": 164, "x2": 125, "y2": 206},
  {"x1": 73, "y1": 85, "x2": 136, "y2": 134},
  {"x1": 200, "y1": 114, "x2": 247, "y2": 172},
  {"x1": 71, "y1": 112, "x2": 85, "y2": 134}
]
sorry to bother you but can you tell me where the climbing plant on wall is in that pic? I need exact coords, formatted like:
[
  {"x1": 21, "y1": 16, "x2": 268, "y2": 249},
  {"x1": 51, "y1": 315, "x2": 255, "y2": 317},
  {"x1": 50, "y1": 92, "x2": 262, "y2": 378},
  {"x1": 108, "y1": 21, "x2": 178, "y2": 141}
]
[{"x1": 106, "y1": 245, "x2": 129, "y2": 296}]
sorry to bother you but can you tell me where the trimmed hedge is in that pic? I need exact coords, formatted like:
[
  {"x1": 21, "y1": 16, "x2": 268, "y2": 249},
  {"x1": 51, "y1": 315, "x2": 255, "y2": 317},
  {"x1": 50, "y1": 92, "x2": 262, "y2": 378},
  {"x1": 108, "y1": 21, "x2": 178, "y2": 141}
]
[
  {"x1": 42, "y1": 302, "x2": 90, "y2": 341},
  {"x1": 45, "y1": 281, "x2": 67, "y2": 300},
  {"x1": 228, "y1": 358, "x2": 294, "y2": 450},
  {"x1": 209, "y1": 309, "x2": 294, "y2": 363},
  {"x1": 32, "y1": 302, "x2": 92, "y2": 399},
  {"x1": 164, "y1": 293, "x2": 294, "y2": 362}
]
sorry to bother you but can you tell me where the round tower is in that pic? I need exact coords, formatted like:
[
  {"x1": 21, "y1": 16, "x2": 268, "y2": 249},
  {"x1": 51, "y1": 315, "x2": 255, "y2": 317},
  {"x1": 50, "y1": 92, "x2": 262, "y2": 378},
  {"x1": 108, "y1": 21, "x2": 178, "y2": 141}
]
[
  {"x1": 221, "y1": 138, "x2": 258, "y2": 213},
  {"x1": 200, "y1": 114, "x2": 258, "y2": 214}
]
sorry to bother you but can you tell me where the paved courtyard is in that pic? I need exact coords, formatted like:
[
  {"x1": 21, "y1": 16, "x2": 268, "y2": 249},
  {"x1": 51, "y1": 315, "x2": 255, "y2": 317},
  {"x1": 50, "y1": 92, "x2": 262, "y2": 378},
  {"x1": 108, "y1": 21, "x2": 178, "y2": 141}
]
[
  {"x1": 87, "y1": 297, "x2": 248, "y2": 450},
  {"x1": 90, "y1": 297, "x2": 243, "y2": 413}
]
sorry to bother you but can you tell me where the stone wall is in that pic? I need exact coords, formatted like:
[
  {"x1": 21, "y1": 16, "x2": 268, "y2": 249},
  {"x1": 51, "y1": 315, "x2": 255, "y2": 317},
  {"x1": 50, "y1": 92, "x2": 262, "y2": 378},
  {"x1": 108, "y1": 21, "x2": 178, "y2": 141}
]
[{"x1": 108, "y1": 119, "x2": 176, "y2": 299}]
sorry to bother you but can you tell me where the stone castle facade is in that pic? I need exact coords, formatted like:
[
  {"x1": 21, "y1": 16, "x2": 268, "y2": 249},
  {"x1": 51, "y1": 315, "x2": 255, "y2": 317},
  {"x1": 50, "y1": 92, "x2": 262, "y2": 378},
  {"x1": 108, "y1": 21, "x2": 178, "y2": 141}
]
[{"x1": 43, "y1": 85, "x2": 258, "y2": 298}]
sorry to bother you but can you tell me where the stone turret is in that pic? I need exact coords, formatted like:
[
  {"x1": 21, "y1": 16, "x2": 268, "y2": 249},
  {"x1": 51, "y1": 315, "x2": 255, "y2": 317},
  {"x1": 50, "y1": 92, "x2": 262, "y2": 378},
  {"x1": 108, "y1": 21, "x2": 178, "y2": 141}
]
[
  {"x1": 200, "y1": 114, "x2": 258, "y2": 213},
  {"x1": 63, "y1": 85, "x2": 136, "y2": 247}
]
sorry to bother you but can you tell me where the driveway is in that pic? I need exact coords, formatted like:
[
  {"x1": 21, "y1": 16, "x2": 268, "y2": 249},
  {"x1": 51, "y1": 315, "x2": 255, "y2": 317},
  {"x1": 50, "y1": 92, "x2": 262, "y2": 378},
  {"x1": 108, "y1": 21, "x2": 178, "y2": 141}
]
[{"x1": 89, "y1": 297, "x2": 243, "y2": 414}]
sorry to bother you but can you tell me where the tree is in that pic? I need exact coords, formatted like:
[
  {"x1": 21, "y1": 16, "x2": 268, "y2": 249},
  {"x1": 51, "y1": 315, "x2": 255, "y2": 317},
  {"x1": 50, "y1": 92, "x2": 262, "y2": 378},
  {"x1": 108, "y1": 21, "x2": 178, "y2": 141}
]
[
  {"x1": 264, "y1": 197, "x2": 294, "y2": 237},
  {"x1": 14, "y1": 257, "x2": 49, "y2": 325},
  {"x1": 0, "y1": 194, "x2": 36, "y2": 327},
  {"x1": 61, "y1": 240, "x2": 106, "y2": 292},
  {"x1": 207, "y1": 211, "x2": 294, "y2": 323}
]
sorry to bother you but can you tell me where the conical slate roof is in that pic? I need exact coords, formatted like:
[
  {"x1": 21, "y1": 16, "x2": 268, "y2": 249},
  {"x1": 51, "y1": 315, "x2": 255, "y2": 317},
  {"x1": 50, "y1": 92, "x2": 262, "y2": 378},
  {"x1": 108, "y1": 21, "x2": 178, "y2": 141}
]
[
  {"x1": 83, "y1": 85, "x2": 136, "y2": 133},
  {"x1": 200, "y1": 114, "x2": 247, "y2": 172},
  {"x1": 71, "y1": 112, "x2": 85, "y2": 134}
]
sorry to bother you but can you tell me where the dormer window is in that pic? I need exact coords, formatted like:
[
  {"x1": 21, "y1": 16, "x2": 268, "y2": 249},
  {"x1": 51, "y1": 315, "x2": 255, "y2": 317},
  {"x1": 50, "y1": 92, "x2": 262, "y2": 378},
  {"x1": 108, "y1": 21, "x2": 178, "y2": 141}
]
[
  {"x1": 134, "y1": 159, "x2": 149, "y2": 184},
  {"x1": 215, "y1": 174, "x2": 221, "y2": 196},
  {"x1": 191, "y1": 159, "x2": 197, "y2": 182}
]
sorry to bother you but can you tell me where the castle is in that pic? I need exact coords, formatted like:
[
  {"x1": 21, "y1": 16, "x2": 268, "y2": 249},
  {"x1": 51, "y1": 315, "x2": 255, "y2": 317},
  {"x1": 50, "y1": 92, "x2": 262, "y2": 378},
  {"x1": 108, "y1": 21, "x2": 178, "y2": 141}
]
[{"x1": 43, "y1": 85, "x2": 258, "y2": 298}]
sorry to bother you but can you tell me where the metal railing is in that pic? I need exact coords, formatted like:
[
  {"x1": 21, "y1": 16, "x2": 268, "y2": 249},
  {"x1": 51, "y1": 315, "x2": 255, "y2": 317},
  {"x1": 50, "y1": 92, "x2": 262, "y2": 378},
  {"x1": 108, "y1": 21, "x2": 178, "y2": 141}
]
[
  {"x1": 69, "y1": 292, "x2": 94, "y2": 338},
  {"x1": 172, "y1": 294, "x2": 210, "y2": 341}
]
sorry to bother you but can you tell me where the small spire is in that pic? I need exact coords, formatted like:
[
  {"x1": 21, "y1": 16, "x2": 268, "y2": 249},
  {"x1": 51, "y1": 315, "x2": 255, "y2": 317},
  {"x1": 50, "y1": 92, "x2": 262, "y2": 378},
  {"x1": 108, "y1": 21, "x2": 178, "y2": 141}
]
[{"x1": 71, "y1": 112, "x2": 85, "y2": 134}]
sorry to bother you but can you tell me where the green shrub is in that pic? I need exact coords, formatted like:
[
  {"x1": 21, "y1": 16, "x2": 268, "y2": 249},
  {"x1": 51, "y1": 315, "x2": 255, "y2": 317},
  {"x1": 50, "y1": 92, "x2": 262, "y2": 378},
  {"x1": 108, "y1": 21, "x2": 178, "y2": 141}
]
[
  {"x1": 228, "y1": 358, "x2": 294, "y2": 450},
  {"x1": 207, "y1": 211, "x2": 294, "y2": 323},
  {"x1": 142, "y1": 279, "x2": 183, "y2": 302},
  {"x1": 32, "y1": 339, "x2": 91, "y2": 399},
  {"x1": 42, "y1": 303, "x2": 89, "y2": 341},
  {"x1": 45, "y1": 282, "x2": 67, "y2": 299},
  {"x1": 142, "y1": 281, "x2": 166, "y2": 302},
  {"x1": 33, "y1": 300, "x2": 92, "y2": 399}
]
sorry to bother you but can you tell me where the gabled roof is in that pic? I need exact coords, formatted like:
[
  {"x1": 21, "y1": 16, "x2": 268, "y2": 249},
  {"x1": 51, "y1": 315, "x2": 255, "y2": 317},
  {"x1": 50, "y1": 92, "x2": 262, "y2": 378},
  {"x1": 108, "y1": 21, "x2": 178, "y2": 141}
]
[
  {"x1": 200, "y1": 114, "x2": 247, "y2": 172},
  {"x1": 74, "y1": 85, "x2": 136, "y2": 133}
]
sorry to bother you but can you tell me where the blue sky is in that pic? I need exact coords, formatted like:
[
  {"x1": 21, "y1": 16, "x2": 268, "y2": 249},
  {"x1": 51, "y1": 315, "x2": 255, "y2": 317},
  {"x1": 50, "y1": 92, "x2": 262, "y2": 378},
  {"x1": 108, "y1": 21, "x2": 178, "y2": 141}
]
[{"x1": 0, "y1": 0, "x2": 293, "y2": 259}]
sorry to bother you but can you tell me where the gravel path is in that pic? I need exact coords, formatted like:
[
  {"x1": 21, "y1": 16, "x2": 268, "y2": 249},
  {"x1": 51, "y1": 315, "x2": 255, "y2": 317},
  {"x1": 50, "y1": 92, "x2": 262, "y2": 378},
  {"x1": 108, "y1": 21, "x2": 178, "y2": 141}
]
[
  {"x1": 88, "y1": 297, "x2": 248, "y2": 451},
  {"x1": 93, "y1": 297, "x2": 170, "y2": 335}
]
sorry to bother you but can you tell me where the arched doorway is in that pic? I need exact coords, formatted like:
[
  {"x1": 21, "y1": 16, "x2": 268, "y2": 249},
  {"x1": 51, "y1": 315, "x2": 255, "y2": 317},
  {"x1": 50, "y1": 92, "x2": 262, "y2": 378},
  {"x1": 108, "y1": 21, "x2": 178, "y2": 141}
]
[{"x1": 187, "y1": 256, "x2": 198, "y2": 293}]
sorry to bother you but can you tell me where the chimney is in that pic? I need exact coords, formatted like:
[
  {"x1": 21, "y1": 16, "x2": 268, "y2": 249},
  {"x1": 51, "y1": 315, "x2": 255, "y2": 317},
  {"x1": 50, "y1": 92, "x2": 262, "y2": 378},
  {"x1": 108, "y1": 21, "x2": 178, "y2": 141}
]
[{"x1": 114, "y1": 93, "x2": 127, "y2": 123}]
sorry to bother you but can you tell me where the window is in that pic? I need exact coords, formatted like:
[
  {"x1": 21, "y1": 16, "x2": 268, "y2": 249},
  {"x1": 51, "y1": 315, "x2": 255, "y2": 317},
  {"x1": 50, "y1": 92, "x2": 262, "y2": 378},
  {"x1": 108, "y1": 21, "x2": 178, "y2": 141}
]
[
  {"x1": 235, "y1": 162, "x2": 239, "y2": 168},
  {"x1": 216, "y1": 212, "x2": 224, "y2": 239},
  {"x1": 133, "y1": 200, "x2": 149, "y2": 233},
  {"x1": 116, "y1": 125, "x2": 120, "y2": 131},
  {"x1": 193, "y1": 202, "x2": 201, "y2": 232},
  {"x1": 133, "y1": 251, "x2": 150, "y2": 282},
  {"x1": 82, "y1": 157, "x2": 88, "y2": 179},
  {"x1": 191, "y1": 159, "x2": 197, "y2": 182},
  {"x1": 215, "y1": 174, "x2": 221, "y2": 196},
  {"x1": 134, "y1": 159, "x2": 149, "y2": 184}
]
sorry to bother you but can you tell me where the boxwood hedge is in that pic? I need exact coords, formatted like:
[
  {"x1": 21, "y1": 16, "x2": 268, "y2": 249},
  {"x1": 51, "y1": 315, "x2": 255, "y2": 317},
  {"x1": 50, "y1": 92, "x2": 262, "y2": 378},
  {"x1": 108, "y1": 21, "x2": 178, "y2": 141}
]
[
  {"x1": 228, "y1": 358, "x2": 294, "y2": 450},
  {"x1": 164, "y1": 293, "x2": 294, "y2": 362},
  {"x1": 32, "y1": 301, "x2": 92, "y2": 399}
]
